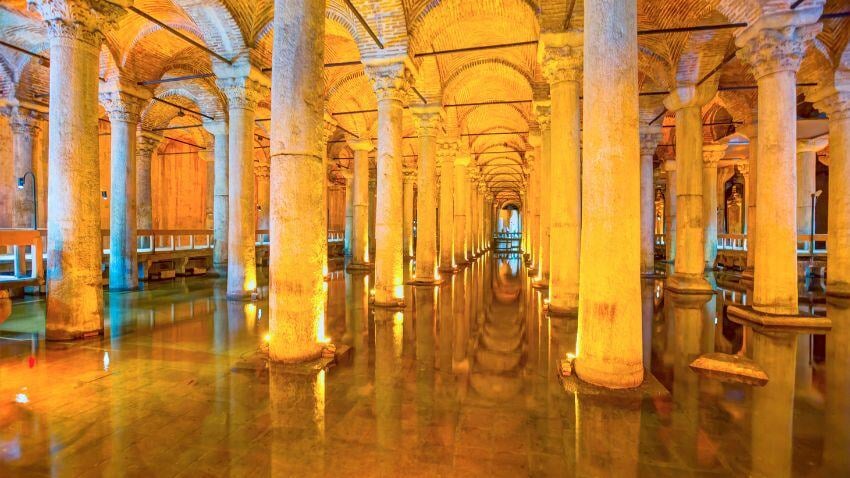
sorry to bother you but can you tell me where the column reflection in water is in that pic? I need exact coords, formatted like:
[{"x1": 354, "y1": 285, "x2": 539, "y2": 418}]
[
  {"x1": 453, "y1": 267, "x2": 469, "y2": 373},
  {"x1": 437, "y1": 279, "x2": 454, "y2": 382},
  {"x1": 750, "y1": 329, "x2": 797, "y2": 477},
  {"x1": 268, "y1": 366, "x2": 326, "y2": 473},
  {"x1": 374, "y1": 308, "x2": 403, "y2": 472},
  {"x1": 823, "y1": 298, "x2": 850, "y2": 474},
  {"x1": 348, "y1": 273, "x2": 371, "y2": 395},
  {"x1": 413, "y1": 285, "x2": 437, "y2": 457},
  {"x1": 574, "y1": 393, "x2": 641, "y2": 477}
]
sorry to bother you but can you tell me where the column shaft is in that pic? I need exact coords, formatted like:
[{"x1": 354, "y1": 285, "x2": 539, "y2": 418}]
[
  {"x1": 575, "y1": 0, "x2": 643, "y2": 388},
  {"x1": 403, "y1": 171, "x2": 415, "y2": 259},
  {"x1": 268, "y1": 0, "x2": 325, "y2": 362},
  {"x1": 438, "y1": 145, "x2": 456, "y2": 272},
  {"x1": 703, "y1": 160, "x2": 718, "y2": 269},
  {"x1": 454, "y1": 158, "x2": 469, "y2": 265},
  {"x1": 412, "y1": 107, "x2": 441, "y2": 283},
  {"x1": 348, "y1": 142, "x2": 372, "y2": 267},
  {"x1": 343, "y1": 175, "x2": 353, "y2": 256},
  {"x1": 796, "y1": 147, "x2": 818, "y2": 236},
  {"x1": 212, "y1": 128, "x2": 228, "y2": 269},
  {"x1": 536, "y1": 113, "x2": 552, "y2": 286}
]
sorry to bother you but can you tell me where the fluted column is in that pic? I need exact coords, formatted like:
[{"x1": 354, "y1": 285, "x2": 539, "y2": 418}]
[
  {"x1": 437, "y1": 140, "x2": 457, "y2": 273},
  {"x1": 102, "y1": 88, "x2": 144, "y2": 291},
  {"x1": 795, "y1": 138, "x2": 825, "y2": 239},
  {"x1": 342, "y1": 171, "x2": 354, "y2": 256},
  {"x1": 813, "y1": 89, "x2": 850, "y2": 296},
  {"x1": 365, "y1": 61, "x2": 412, "y2": 307},
  {"x1": 411, "y1": 105, "x2": 441, "y2": 283},
  {"x1": 663, "y1": 158, "x2": 677, "y2": 262},
  {"x1": 640, "y1": 129, "x2": 661, "y2": 276},
  {"x1": 203, "y1": 121, "x2": 228, "y2": 271},
  {"x1": 575, "y1": 0, "x2": 643, "y2": 388},
  {"x1": 32, "y1": 0, "x2": 126, "y2": 339},
  {"x1": 216, "y1": 71, "x2": 269, "y2": 299},
  {"x1": 135, "y1": 132, "x2": 160, "y2": 233},
  {"x1": 347, "y1": 139, "x2": 373, "y2": 269},
  {"x1": 254, "y1": 156, "x2": 270, "y2": 230},
  {"x1": 402, "y1": 168, "x2": 416, "y2": 259},
  {"x1": 541, "y1": 33, "x2": 582, "y2": 314},
  {"x1": 533, "y1": 103, "x2": 552, "y2": 288},
  {"x1": 267, "y1": 0, "x2": 326, "y2": 363},
  {"x1": 663, "y1": 84, "x2": 716, "y2": 293},
  {"x1": 453, "y1": 153, "x2": 470, "y2": 266},
  {"x1": 702, "y1": 143, "x2": 727, "y2": 270},
  {"x1": 736, "y1": 10, "x2": 822, "y2": 314}
]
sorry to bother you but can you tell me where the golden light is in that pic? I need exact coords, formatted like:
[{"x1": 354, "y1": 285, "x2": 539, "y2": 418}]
[
  {"x1": 393, "y1": 285, "x2": 404, "y2": 299},
  {"x1": 263, "y1": 333, "x2": 271, "y2": 343}
]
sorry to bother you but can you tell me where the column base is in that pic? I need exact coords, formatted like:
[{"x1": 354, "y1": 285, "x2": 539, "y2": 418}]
[
  {"x1": 546, "y1": 302, "x2": 578, "y2": 318},
  {"x1": 532, "y1": 277, "x2": 549, "y2": 289},
  {"x1": 409, "y1": 277, "x2": 444, "y2": 286},
  {"x1": 573, "y1": 357, "x2": 645, "y2": 390},
  {"x1": 227, "y1": 290, "x2": 257, "y2": 301},
  {"x1": 371, "y1": 297, "x2": 406, "y2": 309},
  {"x1": 641, "y1": 271, "x2": 663, "y2": 278},
  {"x1": 666, "y1": 274, "x2": 713, "y2": 295},
  {"x1": 439, "y1": 266, "x2": 458, "y2": 275},
  {"x1": 527, "y1": 266, "x2": 538, "y2": 274},
  {"x1": 455, "y1": 259, "x2": 469, "y2": 266},
  {"x1": 46, "y1": 327, "x2": 103, "y2": 341},
  {"x1": 346, "y1": 261, "x2": 373, "y2": 272},
  {"x1": 826, "y1": 282, "x2": 850, "y2": 298},
  {"x1": 726, "y1": 304, "x2": 832, "y2": 335},
  {"x1": 741, "y1": 267, "x2": 754, "y2": 284}
]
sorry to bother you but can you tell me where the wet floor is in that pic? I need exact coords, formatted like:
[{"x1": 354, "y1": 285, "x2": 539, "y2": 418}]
[{"x1": 0, "y1": 254, "x2": 847, "y2": 477}]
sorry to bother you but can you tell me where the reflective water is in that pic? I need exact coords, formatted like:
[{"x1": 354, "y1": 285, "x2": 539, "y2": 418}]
[{"x1": 0, "y1": 255, "x2": 847, "y2": 476}]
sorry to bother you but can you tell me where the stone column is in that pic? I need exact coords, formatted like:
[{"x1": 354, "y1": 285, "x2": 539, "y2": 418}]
[
  {"x1": 411, "y1": 105, "x2": 441, "y2": 283},
  {"x1": 526, "y1": 151, "x2": 540, "y2": 270},
  {"x1": 533, "y1": 103, "x2": 552, "y2": 288},
  {"x1": 453, "y1": 153, "x2": 470, "y2": 266},
  {"x1": 203, "y1": 121, "x2": 228, "y2": 272},
  {"x1": 437, "y1": 140, "x2": 457, "y2": 272},
  {"x1": 466, "y1": 169, "x2": 478, "y2": 258},
  {"x1": 541, "y1": 32, "x2": 582, "y2": 314},
  {"x1": 342, "y1": 171, "x2": 354, "y2": 256},
  {"x1": 365, "y1": 61, "x2": 412, "y2": 307},
  {"x1": 267, "y1": 0, "x2": 326, "y2": 363},
  {"x1": 479, "y1": 182, "x2": 488, "y2": 252},
  {"x1": 813, "y1": 89, "x2": 850, "y2": 296},
  {"x1": 796, "y1": 138, "x2": 826, "y2": 238},
  {"x1": 204, "y1": 155, "x2": 214, "y2": 229},
  {"x1": 575, "y1": 0, "x2": 643, "y2": 388},
  {"x1": 101, "y1": 88, "x2": 144, "y2": 291},
  {"x1": 402, "y1": 167, "x2": 416, "y2": 259},
  {"x1": 135, "y1": 131, "x2": 161, "y2": 233},
  {"x1": 702, "y1": 143, "x2": 727, "y2": 270},
  {"x1": 736, "y1": 11, "x2": 822, "y2": 314},
  {"x1": 254, "y1": 156, "x2": 270, "y2": 230},
  {"x1": 663, "y1": 158, "x2": 677, "y2": 262},
  {"x1": 347, "y1": 139, "x2": 373, "y2": 269},
  {"x1": 216, "y1": 70, "x2": 268, "y2": 300},
  {"x1": 663, "y1": 84, "x2": 716, "y2": 293},
  {"x1": 8, "y1": 109, "x2": 41, "y2": 278},
  {"x1": 31, "y1": 0, "x2": 125, "y2": 339},
  {"x1": 639, "y1": 129, "x2": 661, "y2": 276},
  {"x1": 742, "y1": 137, "x2": 757, "y2": 281},
  {"x1": 320, "y1": 115, "x2": 336, "y2": 277}
]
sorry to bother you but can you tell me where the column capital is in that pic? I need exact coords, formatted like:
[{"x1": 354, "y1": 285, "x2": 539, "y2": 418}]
[
  {"x1": 797, "y1": 136, "x2": 828, "y2": 153},
  {"x1": 217, "y1": 75, "x2": 268, "y2": 112},
  {"x1": 254, "y1": 157, "x2": 270, "y2": 178},
  {"x1": 29, "y1": 0, "x2": 126, "y2": 47},
  {"x1": 100, "y1": 89, "x2": 144, "y2": 124},
  {"x1": 340, "y1": 170, "x2": 354, "y2": 181},
  {"x1": 363, "y1": 60, "x2": 414, "y2": 103},
  {"x1": 538, "y1": 31, "x2": 583, "y2": 85},
  {"x1": 734, "y1": 9, "x2": 823, "y2": 80},
  {"x1": 810, "y1": 87, "x2": 850, "y2": 121},
  {"x1": 663, "y1": 159, "x2": 677, "y2": 173},
  {"x1": 202, "y1": 119, "x2": 228, "y2": 136},
  {"x1": 436, "y1": 139, "x2": 459, "y2": 161},
  {"x1": 639, "y1": 131, "x2": 663, "y2": 158},
  {"x1": 702, "y1": 143, "x2": 727, "y2": 167},
  {"x1": 411, "y1": 104, "x2": 443, "y2": 138},
  {"x1": 737, "y1": 163, "x2": 750, "y2": 177},
  {"x1": 347, "y1": 138, "x2": 373, "y2": 152},
  {"x1": 402, "y1": 167, "x2": 416, "y2": 183},
  {"x1": 525, "y1": 152, "x2": 536, "y2": 169},
  {"x1": 533, "y1": 101, "x2": 551, "y2": 132},
  {"x1": 663, "y1": 82, "x2": 717, "y2": 111},
  {"x1": 136, "y1": 130, "x2": 163, "y2": 157},
  {"x1": 6, "y1": 106, "x2": 43, "y2": 136},
  {"x1": 322, "y1": 113, "x2": 338, "y2": 146},
  {"x1": 454, "y1": 153, "x2": 471, "y2": 167}
]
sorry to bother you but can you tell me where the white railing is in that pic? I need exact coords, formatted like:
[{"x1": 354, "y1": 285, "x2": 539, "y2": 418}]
[
  {"x1": 256, "y1": 229, "x2": 345, "y2": 246},
  {"x1": 0, "y1": 229, "x2": 44, "y2": 285},
  {"x1": 102, "y1": 229, "x2": 214, "y2": 254},
  {"x1": 718, "y1": 234, "x2": 747, "y2": 251},
  {"x1": 654, "y1": 234, "x2": 665, "y2": 246},
  {"x1": 797, "y1": 234, "x2": 828, "y2": 256}
]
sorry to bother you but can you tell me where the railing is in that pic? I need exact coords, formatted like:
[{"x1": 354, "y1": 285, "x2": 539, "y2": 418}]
[
  {"x1": 493, "y1": 232, "x2": 522, "y2": 240},
  {"x1": 0, "y1": 229, "x2": 44, "y2": 285},
  {"x1": 718, "y1": 234, "x2": 747, "y2": 251},
  {"x1": 797, "y1": 234, "x2": 828, "y2": 256},
  {"x1": 102, "y1": 229, "x2": 214, "y2": 254},
  {"x1": 256, "y1": 230, "x2": 344, "y2": 246},
  {"x1": 654, "y1": 234, "x2": 665, "y2": 246}
]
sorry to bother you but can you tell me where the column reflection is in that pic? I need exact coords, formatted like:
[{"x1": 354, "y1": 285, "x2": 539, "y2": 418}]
[{"x1": 823, "y1": 298, "x2": 850, "y2": 474}]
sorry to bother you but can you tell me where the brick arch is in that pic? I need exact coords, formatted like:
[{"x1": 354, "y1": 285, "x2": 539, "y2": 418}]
[
  {"x1": 443, "y1": 58, "x2": 533, "y2": 101},
  {"x1": 347, "y1": 0, "x2": 409, "y2": 59},
  {"x1": 173, "y1": 0, "x2": 247, "y2": 58}
]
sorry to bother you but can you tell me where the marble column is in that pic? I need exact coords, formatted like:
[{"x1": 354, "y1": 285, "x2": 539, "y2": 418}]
[
  {"x1": 541, "y1": 33, "x2": 582, "y2": 314},
  {"x1": 575, "y1": 0, "x2": 643, "y2": 388},
  {"x1": 663, "y1": 158, "x2": 677, "y2": 262},
  {"x1": 320, "y1": 115, "x2": 336, "y2": 277},
  {"x1": 402, "y1": 168, "x2": 416, "y2": 259},
  {"x1": 742, "y1": 136, "x2": 757, "y2": 281},
  {"x1": 136, "y1": 131, "x2": 161, "y2": 232},
  {"x1": 203, "y1": 121, "x2": 229, "y2": 271},
  {"x1": 526, "y1": 151, "x2": 540, "y2": 271},
  {"x1": 365, "y1": 61, "x2": 411, "y2": 307},
  {"x1": 267, "y1": 0, "x2": 326, "y2": 363},
  {"x1": 347, "y1": 139, "x2": 373, "y2": 269},
  {"x1": 342, "y1": 171, "x2": 354, "y2": 256},
  {"x1": 466, "y1": 169, "x2": 478, "y2": 258},
  {"x1": 8, "y1": 109, "x2": 41, "y2": 278},
  {"x1": 533, "y1": 103, "x2": 552, "y2": 288},
  {"x1": 663, "y1": 84, "x2": 715, "y2": 293},
  {"x1": 411, "y1": 105, "x2": 441, "y2": 284},
  {"x1": 102, "y1": 89, "x2": 143, "y2": 291},
  {"x1": 702, "y1": 143, "x2": 727, "y2": 270},
  {"x1": 478, "y1": 182, "x2": 488, "y2": 252},
  {"x1": 216, "y1": 71, "x2": 268, "y2": 300},
  {"x1": 437, "y1": 140, "x2": 457, "y2": 273},
  {"x1": 204, "y1": 155, "x2": 214, "y2": 229},
  {"x1": 639, "y1": 129, "x2": 661, "y2": 276},
  {"x1": 795, "y1": 138, "x2": 825, "y2": 239},
  {"x1": 453, "y1": 153, "x2": 470, "y2": 266},
  {"x1": 813, "y1": 89, "x2": 850, "y2": 296},
  {"x1": 736, "y1": 11, "x2": 822, "y2": 314},
  {"x1": 32, "y1": 0, "x2": 125, "y2": 339},
  {"x1": 254, "y1": 156, "x2": 270, "y2": 231}
]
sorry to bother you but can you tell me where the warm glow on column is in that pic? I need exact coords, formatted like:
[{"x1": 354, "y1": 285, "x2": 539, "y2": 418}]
[{"x1": 314, "y1": 369, "x2": 326, "y2": 438}]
